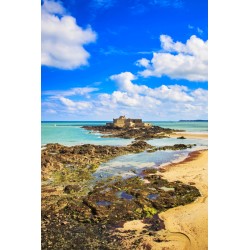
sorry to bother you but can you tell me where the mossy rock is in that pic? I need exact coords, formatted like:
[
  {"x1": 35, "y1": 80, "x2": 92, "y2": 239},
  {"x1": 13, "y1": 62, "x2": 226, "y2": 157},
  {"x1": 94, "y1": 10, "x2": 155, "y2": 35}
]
[
  {"x1": 63, "y1": 175, "x2": 200, "y2": 225},
  {"x1": 64, "y1": 185, "x2": 81, "y2": 194}
]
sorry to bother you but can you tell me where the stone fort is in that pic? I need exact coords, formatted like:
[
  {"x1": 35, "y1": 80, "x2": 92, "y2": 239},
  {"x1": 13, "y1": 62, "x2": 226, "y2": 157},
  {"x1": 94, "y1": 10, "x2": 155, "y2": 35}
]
[{"x1": 106, "y1": 116, "x2": 151, "y2": 128}]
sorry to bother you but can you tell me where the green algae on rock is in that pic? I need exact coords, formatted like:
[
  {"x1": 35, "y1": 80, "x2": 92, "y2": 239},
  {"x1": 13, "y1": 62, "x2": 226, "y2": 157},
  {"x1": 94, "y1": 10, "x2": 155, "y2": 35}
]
[
  {"x1": 42, "y1": 142, "x2": 201, "y2": 249},
  {"x1": 42, "y1": 174, "x2": 200, "y2": 249},
  {"x1": 147, "y1": 143, "x2": 196, "y2": 153},
  {"x1": 64, "y1": 175, "x2": 200, "y2": 224}
]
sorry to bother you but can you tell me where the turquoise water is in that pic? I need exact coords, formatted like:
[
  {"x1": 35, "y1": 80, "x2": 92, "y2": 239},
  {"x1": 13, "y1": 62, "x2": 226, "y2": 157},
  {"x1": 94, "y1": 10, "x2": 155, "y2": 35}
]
[
  {"x1": 42, "y1": 121, "x2": 208, "y2": 178},
  {"x1": 41, "y1": 121, "x2": 208, "y2": 147},
  {"x1": 152, "y1": 121, "x2": 208, "y2": 132},
  {"x1": 42, "y1": 121, "x2": 133, "y2": 146},
  {"x1": 93, "y1": 149, "x2": 191, "y2": 179}
]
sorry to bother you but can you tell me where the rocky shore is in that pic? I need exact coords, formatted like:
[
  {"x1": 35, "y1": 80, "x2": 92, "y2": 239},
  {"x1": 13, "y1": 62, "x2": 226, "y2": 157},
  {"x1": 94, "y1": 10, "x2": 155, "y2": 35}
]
[
  {"x1": 42, "y1": 140, "x2": 153, "y2": 182},
  {"x1": 41, "y1": 141, "x2": 199, "y2": 250},
  {"x1": 115, "y1": 150, "x2": 208, "y2": 250},
  {"x1": 81, "y1": 125, "x2": 184, "y2": 140}
]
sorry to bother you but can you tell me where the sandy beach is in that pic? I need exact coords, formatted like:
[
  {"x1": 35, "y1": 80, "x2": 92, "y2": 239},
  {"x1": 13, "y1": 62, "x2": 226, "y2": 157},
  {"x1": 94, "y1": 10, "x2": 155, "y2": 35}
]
[
  {"x1": 119, "y1": 149, "x2": 208, "y2": 250},
  {"x1": 170, "y1": 132, "x2": 208, "y2": 139}
]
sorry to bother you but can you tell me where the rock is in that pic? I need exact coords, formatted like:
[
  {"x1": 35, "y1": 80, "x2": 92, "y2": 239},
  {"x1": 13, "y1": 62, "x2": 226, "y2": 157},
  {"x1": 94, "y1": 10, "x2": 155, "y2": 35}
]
[
  {"x1": 64, "y1": 175, "x2": 200, "y2": 225},
  {"x1": 129, "y1": 140, "x2": 153, "y2": 149},
  {"x1": 41, "y1": 142, "x2": 201, "y2": 250},
  {"x1": 64, "y1": 185, "x2": 81, "y2": 194},
  {"x1": 81, "y1": 125, "x2": 185, "y2": 140},
  {"x1": 188, "y1": 182, "x2": 196, "y2": 185},
  {"x1": 177, "y1": 136, "x2": 186, "y2": 139}
]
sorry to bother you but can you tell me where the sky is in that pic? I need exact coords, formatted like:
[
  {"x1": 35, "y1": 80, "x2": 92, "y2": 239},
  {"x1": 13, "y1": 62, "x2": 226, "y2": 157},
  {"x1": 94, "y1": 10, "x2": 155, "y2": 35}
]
[{"x1": 41, "y1": 0, "x2": 208, "y2": 121}]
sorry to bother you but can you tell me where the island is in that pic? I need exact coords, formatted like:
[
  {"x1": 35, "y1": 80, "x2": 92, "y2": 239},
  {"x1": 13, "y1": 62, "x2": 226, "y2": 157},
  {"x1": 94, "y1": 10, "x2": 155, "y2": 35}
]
[{"x1": 82, "y1": 115, "x2": 184, "y2": 140}]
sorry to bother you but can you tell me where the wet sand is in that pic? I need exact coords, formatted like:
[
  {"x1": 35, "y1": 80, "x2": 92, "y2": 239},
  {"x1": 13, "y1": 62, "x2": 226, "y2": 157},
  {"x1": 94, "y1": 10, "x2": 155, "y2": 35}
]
[
  {"x1": 119, "y1": 150, "x2": 208, "y2": 250},
  {"x1": 170, "y1": 132, "x2": 208, "y2": 139}
]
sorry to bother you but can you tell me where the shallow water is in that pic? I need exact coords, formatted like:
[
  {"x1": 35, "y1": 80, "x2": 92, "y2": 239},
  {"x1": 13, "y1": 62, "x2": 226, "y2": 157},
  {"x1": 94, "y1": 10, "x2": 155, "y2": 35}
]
[
  {"x1": 41, "y1": 121, "x2": 208, "y2": 147},
  {"x1": 42, "y1": 121, "x2": 208, "y2": 180},
  {"x1": 41, "y1": 121, "x2": 133, "y2": 146},
  {"x1": 147, "y1": 193, "x2": 159, "y2": 200},
  {"x1": 93, "y1": 149, "x2": 193, "y2": 180},
  {"x1": 116, "y1": 191, "x2": 134, "y2": 200}
]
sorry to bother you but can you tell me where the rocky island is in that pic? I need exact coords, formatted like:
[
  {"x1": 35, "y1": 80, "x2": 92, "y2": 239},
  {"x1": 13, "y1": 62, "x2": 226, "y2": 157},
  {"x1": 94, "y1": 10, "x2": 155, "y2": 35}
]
[{"x1": 82, "y1": 115, "x2": 184, "y2": 140}]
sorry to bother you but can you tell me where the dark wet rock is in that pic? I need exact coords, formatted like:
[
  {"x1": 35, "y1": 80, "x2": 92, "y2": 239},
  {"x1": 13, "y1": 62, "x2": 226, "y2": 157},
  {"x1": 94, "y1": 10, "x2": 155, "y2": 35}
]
[
  {"x1": 41, "y1": 142, "x2": 201, "y2": 250},
  {"x1": 64, "y1": 185, "x2": 81, "y2": 194},
  {"x1": 142, "y1": 168, "x2": 158, "y2": 175},
  {"x1": 41, "y1": 142, "x2": 153, "y2": 182},
  {"x1": 64, "y1": 175, "x2": 200, "y2": 225},
  {"x1": 147, "y1": 144, "x2": 196, "y2": 153},
  {"x1": 159, "y1": 144, "x2": 195, "y2": 150},
  {"x1": 129, "y1": 140, "x2": 152, "y2": 149},
  {"x1": 188, "y1": 181, "x2": 196, "y2": 185},
  {"x1": 177, "y1": 136, "x2": 186, "y2": 139},
  {"x1": 82, "y1": 125, "x2": 184, "y2": 140},
  {"x1": 42, "y1": 174, "x2": 200, "y2": 249}
]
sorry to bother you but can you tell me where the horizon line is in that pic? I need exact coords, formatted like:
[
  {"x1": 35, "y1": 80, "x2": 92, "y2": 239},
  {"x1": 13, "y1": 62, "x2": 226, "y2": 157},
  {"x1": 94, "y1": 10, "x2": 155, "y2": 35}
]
[{"x1": 41, "y1": 120, "x2": 208, "y2": 122}]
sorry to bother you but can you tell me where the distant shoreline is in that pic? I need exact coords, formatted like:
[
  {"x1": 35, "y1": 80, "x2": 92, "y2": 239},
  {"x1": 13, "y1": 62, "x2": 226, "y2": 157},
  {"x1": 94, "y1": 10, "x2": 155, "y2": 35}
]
[{"x1": 179, "y1": 120, "x2": 208, "y2": 122}]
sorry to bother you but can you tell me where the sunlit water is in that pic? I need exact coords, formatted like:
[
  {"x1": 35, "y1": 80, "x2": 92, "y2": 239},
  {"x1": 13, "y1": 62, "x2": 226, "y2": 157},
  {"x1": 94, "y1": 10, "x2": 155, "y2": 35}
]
[
  {"x1": 42, "y1": 121, "x2": 208, "y2": 178},
  {"x1": 93, "y1": 149, "x2": 190, "y2": 179},
  {"x1": 42, "y1": 121, "x2": 207, "y2": 147}
]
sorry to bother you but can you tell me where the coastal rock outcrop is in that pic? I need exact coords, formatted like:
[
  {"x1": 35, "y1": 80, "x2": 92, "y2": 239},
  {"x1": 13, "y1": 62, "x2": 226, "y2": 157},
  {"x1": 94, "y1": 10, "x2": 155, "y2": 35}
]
[
  {"x1": 81, "y1": 125, "x2": 184, "y2": 140},
  {"x1": 41, "y1": 142, "x2": 199, "y2": 250},
  {"x1": 177, "y1": 136, "x2": 186, "y2": 139},
  {"x1": 147, "y1": 143, "x2": 195, "y2": 152},
  {"x1": 42, "y1": 173, "x2": 200, "y2": 250},
  {"x1": 41, "y1": 141, "x2": 153, "y2": 182}
]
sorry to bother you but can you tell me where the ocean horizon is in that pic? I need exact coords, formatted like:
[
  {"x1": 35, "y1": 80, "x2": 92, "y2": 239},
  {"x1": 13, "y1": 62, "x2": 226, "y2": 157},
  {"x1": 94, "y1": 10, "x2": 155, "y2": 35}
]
[{"x1": 42, "y1": 120, "x2": 208, "y2": 147}]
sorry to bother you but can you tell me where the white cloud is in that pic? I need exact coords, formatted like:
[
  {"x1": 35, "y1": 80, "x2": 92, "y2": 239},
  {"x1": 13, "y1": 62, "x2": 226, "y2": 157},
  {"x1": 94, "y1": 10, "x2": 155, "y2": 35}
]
[
  {"x1": 188, "y1": 25, "x2": 204, "y2": 36},
  {"x1": 138, "y1": 35, "x2": 208, "y2": 81},
  {"x1": 45, "y1": 109, "x2": 57, "y2": 114},
  {"x1": 99, "y1": 91, "x2": 161, "y2": 108},
  {"x1": 197, "y1": 27, "x2": 204, "y2": 35},
  {"x1": 59, "y1": 97, "x2": 75, "y2": 107},
  {"x1": 42, "y1": 72, "x2": 207, "y2": 120},
  {"x1": 42, "y1": 0, "x2": 65, "y2": 14},
  {"x1": 191, "y1": 88, "x2": 208, "y2": 102},
  {"x1": 43, "y1": 87, "x2": 99, "y2": 97},
  {"x1": 59, "y1": 97, "x2": 92, "y2": 111},
  {"x1": 136, "y1": 58, "x2": 150, "y2": 68},
  {"x1": 110, "y1": 72, "x2": 194, "y2": 102},
  {"x1": 41, "y1": 0, "x2": 97, "y2": 69},
  {"x1": 110, "y1": 72, "x2": 147, "y2": 94}
]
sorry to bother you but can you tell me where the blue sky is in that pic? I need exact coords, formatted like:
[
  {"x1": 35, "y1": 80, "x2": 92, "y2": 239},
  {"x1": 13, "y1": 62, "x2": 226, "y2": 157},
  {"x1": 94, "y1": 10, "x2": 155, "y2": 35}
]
[{"x1": 42, "y1": 0, "x2": 208, "y2": 121}]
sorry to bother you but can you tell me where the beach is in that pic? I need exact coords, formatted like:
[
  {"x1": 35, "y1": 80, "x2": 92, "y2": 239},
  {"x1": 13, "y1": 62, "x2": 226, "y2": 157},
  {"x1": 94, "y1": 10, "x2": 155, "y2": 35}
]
[
  {"x1": 170, "y1": 132, "x2": 208, "y2": 140},
  {"x1": 119, "y1": 149, "x2": 208, "y2": 249},
  {"x1": 41, "y1": 123, "x2": 208, "y2": 249}
]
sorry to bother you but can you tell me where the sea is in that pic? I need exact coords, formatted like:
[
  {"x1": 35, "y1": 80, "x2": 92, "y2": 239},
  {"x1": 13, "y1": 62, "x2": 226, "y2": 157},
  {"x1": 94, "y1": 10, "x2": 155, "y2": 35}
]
[{"x1": 42, "y1": 121, "x2": 208, "y2": 178}]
